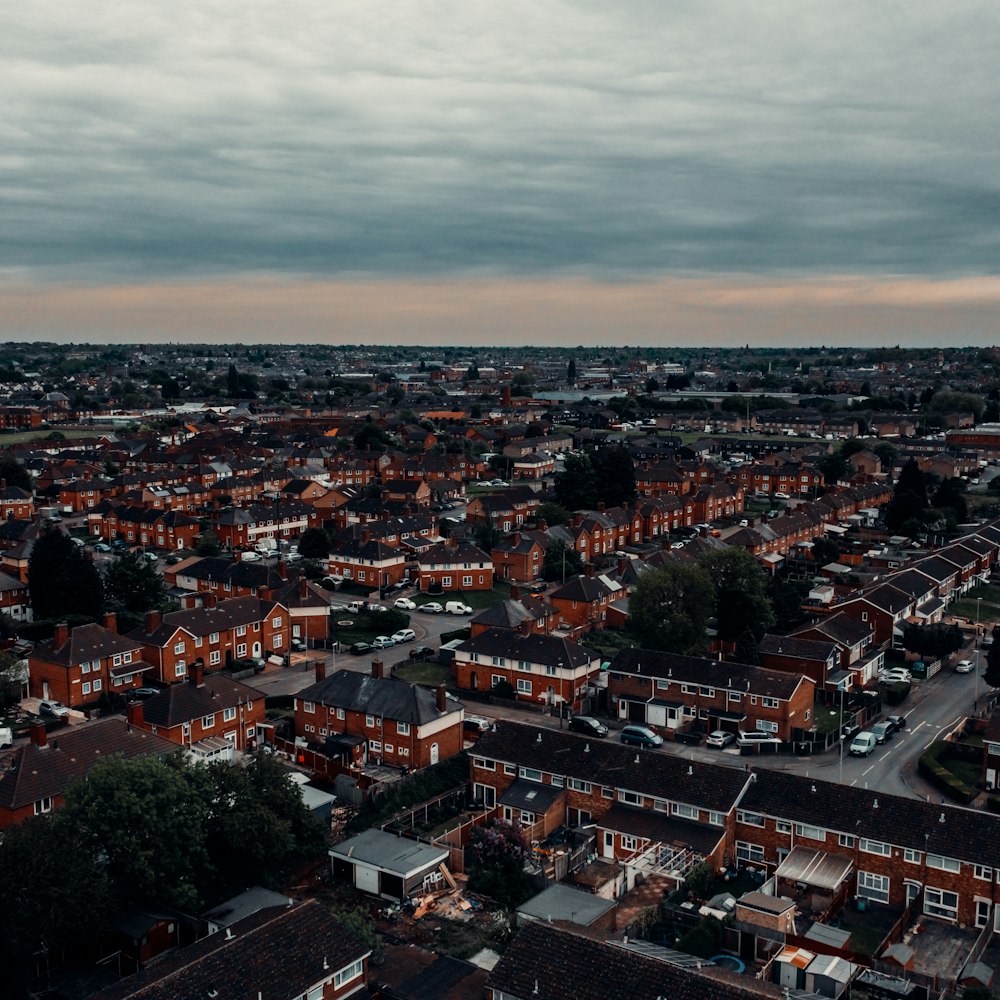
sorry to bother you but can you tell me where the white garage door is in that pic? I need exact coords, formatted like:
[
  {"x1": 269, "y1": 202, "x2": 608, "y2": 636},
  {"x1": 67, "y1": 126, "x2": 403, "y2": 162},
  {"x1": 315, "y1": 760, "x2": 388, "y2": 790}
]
[{"x1": 355, "y1": 864, "x2": 380, "y2": 895}]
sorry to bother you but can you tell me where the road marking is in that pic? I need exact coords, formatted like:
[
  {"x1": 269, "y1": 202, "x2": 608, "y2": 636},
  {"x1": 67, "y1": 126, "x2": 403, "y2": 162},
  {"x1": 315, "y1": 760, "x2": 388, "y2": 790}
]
[{"x1": 863, "y1": 763, "x2": 876, "y2": 776}]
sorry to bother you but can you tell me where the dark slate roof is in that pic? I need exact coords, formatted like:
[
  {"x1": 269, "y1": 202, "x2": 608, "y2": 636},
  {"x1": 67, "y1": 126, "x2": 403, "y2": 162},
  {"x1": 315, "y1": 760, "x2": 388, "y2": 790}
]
[
  {"x1": 881, "y1": 569, "x2": 938, "y2": 601},
  {"x1": 141, "y1": 675, "x2": 258, "y2": 728},
  {"x1": 297, "y1": 669, "x2": 462, "y2": 725},
  {"x1": 31, "y1": 623, "x2": 144, "y2": 666},
  {"x1": 740, "y1": 769, "x2": 1000, "y2": 869},
  {"x1": 127, "y1": 597, "x2": 280, "y2": 644},
  {"x1": 791, "y1": 611, "x2": 872, "y2": 646},
  {"x1": 469, "y1": 599, "x2": 551, "y2": 631},
  {"x1": 599, "y1": 804, "x2": 726, "y2": 856},
  {"x1": 89, "y1": 899, "x2": 368, "y2": 1000},
  {"x1": 498, "y1": 778, "x2": 565, "y2": 813},
  {"x1": 415, "y1": 540, "x2": 491, "y2": 565},
  {"x1": 758, "y1": 634, "x2": 838, "y2": 663},
  {"x1": 487, "y1": 922, "x2": 778, "y2": 1000},
  {"x1": 0, "y1": 717, "x2": 176, "y2": 811},
  {"x1": 458, "y1": 629, "x2": 595, "y2": 670},
  {"x1": 385, "y1": 952, "x2": 487, "y2": 1000},
  {"x1": 610, "y1": 648, "x2": 806, "y2": 700},
  {"x1": 548, "y1": 573, "x2": 620, "y2": 602},
  {"x1": 473, "y1": 721, "x2": 750, "y2": 814}
]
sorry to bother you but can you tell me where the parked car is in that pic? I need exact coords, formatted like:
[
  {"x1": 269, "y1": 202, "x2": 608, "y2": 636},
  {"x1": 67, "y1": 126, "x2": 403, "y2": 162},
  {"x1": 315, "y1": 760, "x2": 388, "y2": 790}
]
[
  {"x1": 94, "y1": 542, "x2": 112, "y2": 552},
  {"x1": 619, "y1": 724, "x2": 663, "y2": 748},
  {"x1": 372, "y1": 636, "x2": 396, "y2": 649},
  {"x1": 391, "y1": 628, "x2": 416, "y2": 643},
  {"x1": 773, "y1": 491, "x2": 791, "y2": 500},
  {"x1": 463, "y1": 715, "x2": 493, "y2": 739},
  {"x1": 849, "y1": 732, "x2": 878, "y2": 757},
  {"x1": 127, "y1": 687, "x2": 162, "y2": 701},
  {"x1": 290, "y1": 638, "x2": 306, "y2": 651},
  {"x1": 419, "y1": 602, "x2": 444, "y2": 613},
  {"x1": 321, "y1": 575, "x2": 343, "y2": 589},
  {"x1": 879, "y1": 667, "x2": 912, "y2": 684},
  {"x1": 736, "y1": 730, "x2": 783, "y2": 748},
  {"x1": 445, "y1": 601, "x2": 473, "y2": 615},
  {"x1": 955, "y1": 659, "x2": 975, "y2": 674},
  {"x1": 164, "y1": 553, "x2": 183, "y2": 565},
  {"x1": 886, "y1": 714, "x2": 907, "y2": 732},
  {"x1": 567, "y1": 716, "x2": 609, "y2": 738},
  {"x1": 38, "y1": 699, "x2": 70, "y2": 718},
  {"x1": 871, "y1": 721, "x2": 894, "y2": 744},
  {"x1": 410, "y1": 645, "x2": 436, "y2": 660},
  {"x1": 349, "y1": 641, "x2": 372, "y2": 655},
  {"x1": 393, "y1": 597, "x2": 417, "y2": 610},
  {"x1": 706, "y1": 730, "x2": 736, "y2": 748}
]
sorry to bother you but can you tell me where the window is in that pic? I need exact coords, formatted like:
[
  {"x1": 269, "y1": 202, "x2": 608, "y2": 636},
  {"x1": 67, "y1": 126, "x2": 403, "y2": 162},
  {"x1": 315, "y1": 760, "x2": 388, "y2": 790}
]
[
  {"x1": 303, "y1": 701, "x2": 315, "y2": 713},
  {"x1": 568, "y1": 778, "x2": 591, "y2": 793},
  {"x1": 174, "y1": 641, "x2": 186, "y2": 655},
  {"x1": 336, "y1": 707, "x2": 344, "y2": 720},
  {"x1": 472, "y1": 757, "x2": 494, "y2": 770},
  {"x1": 223, "y1": 707, "x2": 236, "y2": 722},
  {"x1": 551, "y1": 775, "x2": 564, "y2": 788},
  {"x1": 620, "y1": 790, "x2": 641, "y2": 806},
  {"x1": 175, "y1": 662, "x2": 187, "y2": 677},
  {"x1": 82, "y1": 681, "x2": 91, "y2": 696},
  {"x1": 516, "y1": 678, "x2": 532, "y2": 694},
  {"x1": 504, "y1": 764, "x2": 515, "y2": 775},
  {"x1": 365, "y1": 714, "x2": 375, "y2": 727},
  {"x1": 236, "y1": 643, "x2": 246, "y2": 657},
  {"x1": 737, "y1": 810, "x2": 765, "y2": 828},
  {"x1": 926, "y1": 854, "x2": 961, "y2": 873},
  {"x1": 384, "y1": 743, "x2": 394, "y2": 753},
  {"x1": 194, "y1": 636, "x2": 203, "y2": 648},
  {"x1": 858, "y1": 871, "x2": 890, "y2": 904},
  {"x1": 839, "y1": 834, "x2": 856, "y2": 849},
  {"x1": 621, "y1": 835, "x2": 638, "y2": 852},
  {"x1": 708, "y1": 811, "x2": 725, "y2": 827},
  {"x1": 369, "y1": 740, "x2": 382, "y2": 753},
  {"x1": 334, "y1": 958, "x2": 364, "y2": 989},
  {"x1": 776, "y1": 820, "x2": 792, "y2": 834},
  {"x1": 519, "y1": 766, "x2": 542, "y2": 782},
  {"x1": 112, "y1": 654, "x2": 122, "y2": 666},
  {"x1": 80, "y1": 660, "x2": 91, "y2": 674},
  {"x1": 93, "y1": 679, "x2": 101, "y2": 692},
  {"x1": 904, "y1": 848, "x2": 922, "y2": 864},
  {"x1": 210, "y1": 650, "x2": 221, "y2": 665},
  {"x1": 236, "y1": 625, "x2": 247, "y2": 636},
  {"x1": 700, "y1": 686, "x2": 714, "y2": 697},
  {"x1": 756, "y1": 719, "x2": 778, "y2": 733},
  {"x1": 272, "y1": 616, "x2": 282, "y2": 628},
  {"x1": 924, "y1": 886, "x2": 959, "y2": 920},
  {"x1": 736, "y1": 841, "x2": 765, "y2": 863},
  {"x1": 673, "y1": 803, "x2": 698, "y2": 820},
  {"x1": 463, "y1": 575, "x2": 472, "y2": 587},
  {"x1": 203, "y1": 714, "x2": 216, "y2": 728},
  {"x1": 34, "y1": 797, "x2": 53, "y2": 815},
  {"x1": 860, "y1": 838, "x2": 890, "y2": 856},
  {"x1": 762, "y1": 697, "x2": 778, "y2": 708},
  {"x1": 975, "y1": 865, "x2": 993, "y2": 882},
  {"x1": 794, "y1": 823, "x2": 826, "y2": 842},
  {"x1": 396, "y1": 721, "x2": 409, "y2": 736},
  {"x1": 442, "y1": 576, "x2": 452, "y2": 587},
  {"x1": 210, "y1": 631, "x2": 219, "y2": 643},
  {"x1": 273, "y1": 633, "x2": 282, "y2": 647},
  {"x1": 602, "y1": 787, "x2": 614, "y2": 799}
]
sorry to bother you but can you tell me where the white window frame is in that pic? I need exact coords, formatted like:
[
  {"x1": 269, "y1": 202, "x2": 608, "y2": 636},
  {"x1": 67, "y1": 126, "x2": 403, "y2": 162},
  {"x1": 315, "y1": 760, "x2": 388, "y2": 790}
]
[{"x1": 858, "y1": 870, "x2": 890, "y2": 904}]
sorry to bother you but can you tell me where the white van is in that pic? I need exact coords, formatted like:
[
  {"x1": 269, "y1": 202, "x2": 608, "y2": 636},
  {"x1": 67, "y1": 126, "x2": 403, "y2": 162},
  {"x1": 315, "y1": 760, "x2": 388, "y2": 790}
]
[
  {"x1": 444, "y1": 601, "x2": 473, "y2": 615},
  {"x1": 254, "y1": 538, "x2": 277, "y2": 555}
]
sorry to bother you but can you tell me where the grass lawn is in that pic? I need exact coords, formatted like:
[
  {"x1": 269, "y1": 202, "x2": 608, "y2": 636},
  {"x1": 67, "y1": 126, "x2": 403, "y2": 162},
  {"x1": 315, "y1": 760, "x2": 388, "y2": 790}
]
[
  {"x1": 951, "y1": 583, "x2": 1000, "y2": 624},
  {"x1": 582, "y1": 628, "x2": 636, "y2": 660},
  {"x1": 416, "y1": 587, "x2": 509, "y2": 611},
  {"x1": 814, "y1": 704, "x2": 851, "y2": 736},
  {"x1": 0, "y1": 426, "x2": 108, "y2": 444},
  {"x1": 393, "y1": 661, "x2": 451, "y2": 686},
  {"x1": 941, "y1": 752, "x2": 982, "y2": 790},
  {"x1": 329, "y1": 620, "x2": 389, "y2": 644}
]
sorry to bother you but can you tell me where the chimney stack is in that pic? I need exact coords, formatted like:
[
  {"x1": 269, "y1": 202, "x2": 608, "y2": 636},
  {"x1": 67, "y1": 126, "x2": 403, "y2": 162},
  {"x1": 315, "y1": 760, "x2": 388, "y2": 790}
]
[
  {"x1": 29, "y1": 719, "x2": 47, "y2": 748},
  {"x1": 190, "y1": 660, "x2": 205, "y2": 687},
  {"x1": 436, "y1": 685, "x2": 447, "y2": 712},
  {"x1": 53, "y1": 621, "x2": 69, "y2": 648},
  {"x1": 315, "y1": 660, "x2": 326, "y2": 683},
  {"x1": 371, "y1": 658, "x2": 385, "y2": 680},
  {"x1": 103, "y1": 612, "x2": 118, "y2": 634},
  {"x1": 202, "y1": 593, "x2": 217, "y2": 609},
  {"x1": 126, "y1": 700, "x2": 144, "y2": 727},
  {"x1": 584, "y1": 564, "x2": 595, "y2": 578},
  {"x1": 510, "y1": 584, "x2": 520, "y2": 601},
  {"x1": 300, "y1": 577, "x2": 309, "y2": 599},
  {"x1": 146, "y1": 610, "x2": 162, "y2": 633}
]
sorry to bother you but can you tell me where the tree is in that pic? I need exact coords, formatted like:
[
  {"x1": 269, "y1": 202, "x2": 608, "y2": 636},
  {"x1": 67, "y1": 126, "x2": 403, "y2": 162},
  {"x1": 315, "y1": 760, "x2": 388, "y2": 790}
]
[
  {"x1": 884, "y1": 459, "x2": 930, "y2": 533},
  {"x1": 0, "y1": 450, "x2": 31, "y2": 491},
  {"x1": 297, "y1": 526, "x2": 331, "y2": 560},
  {"x1": 536, "y1": 501, "x2": 570, "y2": 526},
  {"x1": 61, "y1": 753, "x2": 211, "y2": 911},
  {"x1": 901, "y1": 623, "x2": 963, "y2": 661},
  {"x1": 629, "y1": 563, "x2": 715, "y2": 655},
  {"x1": 467, "y1": 819, "x2": 533, "y2": 908},
  {"x1": 27, "y1": 524, "x2": 103, "y2": 621},
  {"x1": 697, "y1": 548, "x2": 774, "y2": 644},
  {"x1": 104, "y1": 550, "x2": 167, "y2": 624},
  {"x1": 932, "y1": 478, "x2": 968, "y2": 524},
  {"x1": 984, "y1": 641, "x2": 1000, "y2": 690},
  {"x1": 353, "y1": 422, "x2": 392, "y2": 451},
  {"x1": 591, "y1": 446, "x2": 637, "y2": 507},
  {"x1": 0, "y1": 814, "x2": 112, "y2": 996},
  {"x1": 554, "y1": 453, "x2": 598, "y2": 510},
  {"x1": 566, "y1": 357, "x2": 577, "y2": 385},
  {"x1": 196, "y1": 529, "x2": 221, "y2": 557},
  {"x1": 473, "y1": 521, "x2": 502, "y2": 553},
  {"x1": 542, "y1": 540, "x2": 583, "y2": 583}
]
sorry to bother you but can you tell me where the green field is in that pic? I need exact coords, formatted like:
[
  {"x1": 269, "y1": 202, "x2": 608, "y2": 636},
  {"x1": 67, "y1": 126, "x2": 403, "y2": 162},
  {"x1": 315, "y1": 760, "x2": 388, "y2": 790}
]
[{"x1": 393, "y1": 661, "x2": 451, "y2": 686}]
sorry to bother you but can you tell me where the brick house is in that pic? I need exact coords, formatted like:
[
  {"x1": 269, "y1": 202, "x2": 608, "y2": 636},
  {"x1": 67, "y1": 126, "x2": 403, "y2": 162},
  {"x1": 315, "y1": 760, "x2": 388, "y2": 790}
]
[
  {"x1": 295, "y1": 661, "x2": 463, "y2": 769},
  {"x1": 0, "y1": 717, "x2": 175, "y2": 828},
  {"x1": 0, "y1": 569, "x2": 31, "y2": 622},
  {"x1": 546, "y1": 572, "x2": 622, "y2": 631},
  {"x1": 88, "y1": 899, "x2": 371, "y2": 1000},
  {"x1": 757, "y1": 634, "x2": 844, "y2": 691},
  {"x1": 129, "y1": 661, "x2": 265, "y2": 756},
  {"x1": 608, "y1": 649, "x2": 816, "y2": 741},
  {"x1": 99, "y1": 505, "x2": 201, "y2": 551},
  {"x1": 491, "y1": 533, "x2": 544, "y2": 582},
  {"x1": 453, "y1": 628, "x2": 601, "y2": 713},
  {"x1": 213, "y1": 500, "x2": 322, "y2": 551},
  {"x1": 512, "y1": 451, "x2": 556, "y2": 480},
  {"x1": 469, "y1": 596, "x2": 558, "y2": 638},
  {"x1": 327, "y1": 534, "x2": 409, "y2": 590},
  {"x1": 127, "y1": 597, "x2": 291, "y2": 684},
  {"x1": 0, "y1": 482, "x2": 33, "y2": 520},
  {"x1": 416, "y1": 539, "x2": 494, "y2": 593},
  {"x1": 28, "y1": 616, "x2": 152, "y2": 706}
]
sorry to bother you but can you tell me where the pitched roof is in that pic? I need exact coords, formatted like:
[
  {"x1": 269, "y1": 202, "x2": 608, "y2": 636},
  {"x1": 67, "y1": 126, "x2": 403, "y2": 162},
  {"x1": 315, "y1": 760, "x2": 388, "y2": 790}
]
[
  {"x1": 89, "y1": 899, "x2": 368, "y2": 1000},
  {"x1": 458, "y1": 629, "x2": 595, "y2": 670},
  {"x1": 31, "y1": 623, "x2": 144, "y2": 666},
  {"x1": 297, "y1": 669, "x2": 462, "y2": 725},
  {"x1": 487, "y1": 922, "x2": 777, "y2": 1000},
  {"x1": 473, "y1": 720, "x2": 750, "y2": 814},
  {"x1": 0, "y1": 717, "x2": 176, "y2": 812},
  {"x1": 141, "y1": 674, "x2": 258, "y2": 729},
  {"x1": 127, "y1": 596, "x2": 281, "y2": 644}
]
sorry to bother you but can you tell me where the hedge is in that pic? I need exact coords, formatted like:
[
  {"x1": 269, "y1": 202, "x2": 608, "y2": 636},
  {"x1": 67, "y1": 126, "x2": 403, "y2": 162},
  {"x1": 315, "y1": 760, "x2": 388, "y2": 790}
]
[{"x1": 918, "y1": 741, "x2": 977, "y2": 805}]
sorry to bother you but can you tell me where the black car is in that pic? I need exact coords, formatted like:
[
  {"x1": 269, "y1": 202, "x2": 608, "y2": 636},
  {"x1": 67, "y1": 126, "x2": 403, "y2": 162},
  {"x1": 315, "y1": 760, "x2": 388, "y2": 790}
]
[
  {"x1": 886, "y1": 714, "x2": 907, "y2": 732},
  {"x1": 349, "y1": 641, "x2": 372, "y2": 655},
  {"x1": 410, "y1": 645, "x2": 436, "y2": 660},
  {"x1": 567, "y1": 715, "x2": 609, "y2": 738}
]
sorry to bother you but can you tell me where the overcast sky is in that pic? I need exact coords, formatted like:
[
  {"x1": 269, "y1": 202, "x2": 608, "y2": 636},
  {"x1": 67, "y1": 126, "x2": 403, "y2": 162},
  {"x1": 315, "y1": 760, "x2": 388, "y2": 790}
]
[{"x1": 2, "y1": 2, "x2": 999, "y2": 346}]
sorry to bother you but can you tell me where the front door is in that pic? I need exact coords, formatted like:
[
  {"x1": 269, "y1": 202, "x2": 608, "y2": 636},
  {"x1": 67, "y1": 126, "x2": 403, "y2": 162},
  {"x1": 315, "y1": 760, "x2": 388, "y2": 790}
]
[
  {"x1": 430, "y1": 742, "x2": 439, "y2": 765},
  {"x1": 603, "y1": 831, "x2": 615, "y2": 860}
]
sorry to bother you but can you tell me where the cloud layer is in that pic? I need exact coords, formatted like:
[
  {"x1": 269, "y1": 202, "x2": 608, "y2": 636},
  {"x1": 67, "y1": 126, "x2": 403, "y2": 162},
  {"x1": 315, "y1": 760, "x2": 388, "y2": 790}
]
[{"x1": 4, "y1": 1, "x2": 1000, "y2": 288}]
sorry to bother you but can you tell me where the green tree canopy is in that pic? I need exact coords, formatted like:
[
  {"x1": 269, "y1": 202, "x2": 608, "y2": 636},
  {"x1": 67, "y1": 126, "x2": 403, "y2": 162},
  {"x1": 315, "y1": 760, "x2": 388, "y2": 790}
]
[
  {"x1": 591, "y1": 445, "x2": 637, "y2": 507},
  {"x1": 27, "y1": 525, "x2": 103, "y2": 621},
  {"x1": 0, "y1": 450, "x2": 31, "y2": 491},
  {"x1": 104, "y1": 549, "x2": 168, "y2": 626},
  {"x1": 554, "y1": 453, "x2": 598, "y2": 510},
  {"x1": 901, "y1": 622, "x2": 963, "y2": 661},
  {"x1": 196, "y1": 529, "x2": 221, "y2": 556},
  {"x1": 629, "y1": 563, "x2": 715, "y2": 655},
  {"x1": 467, "y1": 818, "x2": 533, "y2": 908},
  {"x1": 542, "y1": 540, "x2": 584, "y2": 583},
  {"x1": 696, "y1": 548, "x2": 775, "y2": 645},
  {"x1": 297, "y1": 526, "x2": 331, "y2": 560}
]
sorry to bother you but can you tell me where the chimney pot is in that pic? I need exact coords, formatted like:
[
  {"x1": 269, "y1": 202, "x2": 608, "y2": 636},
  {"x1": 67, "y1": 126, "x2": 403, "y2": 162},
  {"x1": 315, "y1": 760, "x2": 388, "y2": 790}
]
[
  {"x1": 190, "y1": 660, "x2": 205, "y2": 687},
  {"x1": 29, "y1": 719, "x2": 47, "y2": 748},
  {"x1": 126, "y1": 700, "x2": 144, "y2": 727},
  {"x1": 371, "y1": 657, "x2": 385, "y2": 680},
  {"x1": 103, "y1": 612, "x2": 118, "y2": 634},
  {"x1": 146, "y1": 610, "x2": 162, "y2": 633},
  {"x1": 53, "y1": 621, "x2": 70, "y2": 648},
  {"x1": 436, "y1": 685, "x2": 447, "y2": 712},
  {"x1": 315, "y1": 660, "x2": 326, "y2": 683}
]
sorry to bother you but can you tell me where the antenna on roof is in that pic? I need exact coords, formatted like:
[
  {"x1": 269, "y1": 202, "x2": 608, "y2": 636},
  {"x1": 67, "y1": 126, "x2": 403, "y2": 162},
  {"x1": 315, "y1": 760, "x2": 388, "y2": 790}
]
[
  {"x1": 584, "y1": 743, "x2": 590, "y2": 753},
  {"x1": 536, "y1": 732, "x2": 542, "y2": 743},
  {"x1": 939, "y1": 812, "x2": 946, "y2": 823}
]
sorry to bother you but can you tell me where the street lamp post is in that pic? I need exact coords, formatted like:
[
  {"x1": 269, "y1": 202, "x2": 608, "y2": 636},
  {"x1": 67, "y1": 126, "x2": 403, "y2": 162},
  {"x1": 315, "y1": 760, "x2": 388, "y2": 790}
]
[{"x1": 975, "y1": 596, "x2": 982, "y2": 713}]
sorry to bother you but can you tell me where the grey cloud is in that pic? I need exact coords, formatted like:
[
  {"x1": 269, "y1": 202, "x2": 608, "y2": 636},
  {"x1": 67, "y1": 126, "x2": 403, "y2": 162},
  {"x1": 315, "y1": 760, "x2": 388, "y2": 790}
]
[{"x1": 2, "y1": 1, "x2": 999, "y2": 283}]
